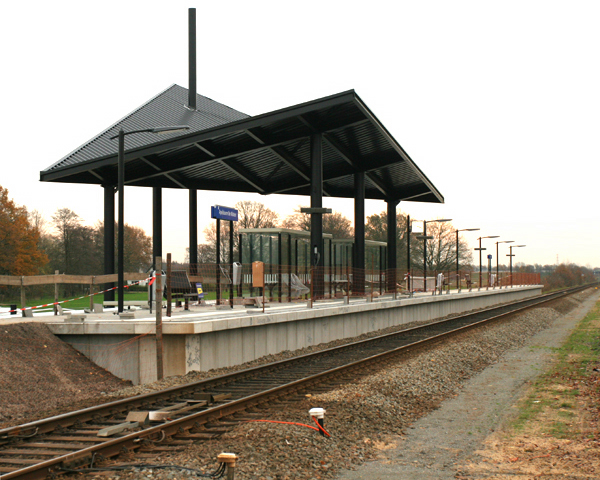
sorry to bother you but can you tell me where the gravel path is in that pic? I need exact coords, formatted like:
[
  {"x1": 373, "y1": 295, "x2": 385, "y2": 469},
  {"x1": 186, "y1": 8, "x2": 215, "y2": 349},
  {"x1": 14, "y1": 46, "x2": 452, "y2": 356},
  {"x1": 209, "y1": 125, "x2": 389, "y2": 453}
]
[
  {"x1": 335, "y1": 289, "x2": 600, "y2": 479},
  {"x1": 57, "y1": 289, "x2": 600, "y2": 480}
]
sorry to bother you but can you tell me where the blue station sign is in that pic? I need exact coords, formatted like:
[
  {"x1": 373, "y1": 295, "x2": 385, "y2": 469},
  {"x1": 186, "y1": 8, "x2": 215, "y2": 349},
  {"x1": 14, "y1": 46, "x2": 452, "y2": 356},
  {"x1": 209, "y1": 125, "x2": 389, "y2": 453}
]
[{"x1": 211, "y1": 205, "x2": 238, "y2": 222}]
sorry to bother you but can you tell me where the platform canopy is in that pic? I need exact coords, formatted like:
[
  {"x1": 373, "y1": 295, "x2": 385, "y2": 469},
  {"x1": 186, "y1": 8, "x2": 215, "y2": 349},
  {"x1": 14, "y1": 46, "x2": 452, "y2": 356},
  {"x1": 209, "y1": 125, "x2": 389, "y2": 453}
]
[{"x1": 40, "y1": 85, "x2": 444, "y2": 204}]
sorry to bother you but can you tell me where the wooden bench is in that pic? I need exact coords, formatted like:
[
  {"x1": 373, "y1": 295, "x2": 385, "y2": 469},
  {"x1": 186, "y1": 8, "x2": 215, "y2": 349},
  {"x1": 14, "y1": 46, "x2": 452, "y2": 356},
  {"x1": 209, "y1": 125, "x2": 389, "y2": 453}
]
[{"x1": 170, "y1": 270, "x2": 198, "y2": 310}]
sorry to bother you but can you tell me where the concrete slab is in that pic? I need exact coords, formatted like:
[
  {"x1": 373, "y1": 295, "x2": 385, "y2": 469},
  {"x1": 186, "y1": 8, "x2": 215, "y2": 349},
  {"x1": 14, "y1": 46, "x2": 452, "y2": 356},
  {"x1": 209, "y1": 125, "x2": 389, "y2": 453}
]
[{"x1": 33, "y1": 286, "x2": 543, "y2": 385}]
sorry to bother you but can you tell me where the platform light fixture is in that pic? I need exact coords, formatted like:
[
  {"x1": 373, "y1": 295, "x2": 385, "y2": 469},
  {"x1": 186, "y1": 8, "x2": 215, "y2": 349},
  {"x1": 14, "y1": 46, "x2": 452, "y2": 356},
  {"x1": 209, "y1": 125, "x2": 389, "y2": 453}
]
[
  {"x1": 110, "y1": 125, "x2": 190, "y2": 313},
  {"x1": 454, "y1": 228, "x2": 479, "y2": 291},
  {"x1": 507, "y1": 244, "x2": 526, "y2": 288},
  {"x1": 474, "y1": 235, "x2": 499, "y2": 290},
  {"x1": 415, "y1": 219, "x2": 452, "y2": 293},
  {"x1": 495, "y1": 240, "x2": 514, "y2": 287}
]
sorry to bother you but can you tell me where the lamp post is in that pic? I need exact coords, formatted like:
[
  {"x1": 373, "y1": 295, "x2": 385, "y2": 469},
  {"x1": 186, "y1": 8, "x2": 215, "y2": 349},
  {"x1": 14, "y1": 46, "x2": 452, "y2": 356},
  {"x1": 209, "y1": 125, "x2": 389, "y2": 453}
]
[
  {"x1": 474, "y1": 236, "x2": 499, "y2": 290},
  {"x1": 495, "y1": 240, "x2": 514, "y2": 288},
  {"x1": 111, "y1": 125, "x2": 190, "y2": 313},
  {"x1": 455, "y1": 228, "x2": 479, "y2": 291},
  {"x1": 507, "y1": 244, "x2": 526, "y2": 287},
  {"x1": 415, "y1": 218, "x2": 451, "y2": 293}
]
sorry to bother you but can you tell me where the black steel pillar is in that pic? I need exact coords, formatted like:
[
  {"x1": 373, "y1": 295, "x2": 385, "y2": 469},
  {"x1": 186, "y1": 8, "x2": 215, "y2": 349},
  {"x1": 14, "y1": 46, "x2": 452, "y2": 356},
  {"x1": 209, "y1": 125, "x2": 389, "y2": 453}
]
[
  {"x1": 354, "y1": 171, "x2": 365, "y2": 295},
  {"x1": 189, "y1": 189, "x2": 198, "y2": 274},
  {"x1": 103, "y1": 185, "x2": 116, "y2": 302},
  {"x1": 386, "y1": 199, "x2": 398, "y2": 292},
  {"x1": 152, "y1": 187, "x2": 162, "y2": 270},
  {"x1": 117, "y1": 130, "x2": 125, "y2": 313},
  {"x1": 310, "y1": 133, "x2": 324, "y2": 297}
]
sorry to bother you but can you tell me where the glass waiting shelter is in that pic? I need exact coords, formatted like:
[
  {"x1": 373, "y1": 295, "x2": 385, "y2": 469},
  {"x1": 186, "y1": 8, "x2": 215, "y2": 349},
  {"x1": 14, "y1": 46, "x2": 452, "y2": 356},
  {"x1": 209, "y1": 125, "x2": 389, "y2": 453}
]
[
  {"x1": 239, "y1": 228, "x2": 333, "y2": 300},
  {"x1": 332, "y1": 238, "x2": 388, "y2": 294}
]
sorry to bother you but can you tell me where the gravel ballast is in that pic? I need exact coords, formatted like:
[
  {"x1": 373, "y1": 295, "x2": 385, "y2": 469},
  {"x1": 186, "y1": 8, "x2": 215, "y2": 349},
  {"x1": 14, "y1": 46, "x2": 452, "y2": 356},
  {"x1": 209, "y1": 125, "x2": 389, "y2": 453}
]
[{"x1": 52, "y1": 289, "x2": 600, "y2": 480}]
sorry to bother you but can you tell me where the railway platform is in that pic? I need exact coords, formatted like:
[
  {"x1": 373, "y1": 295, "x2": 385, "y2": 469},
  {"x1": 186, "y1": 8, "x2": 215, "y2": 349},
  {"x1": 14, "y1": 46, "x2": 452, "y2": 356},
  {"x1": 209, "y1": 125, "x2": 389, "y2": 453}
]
[{"x1": 4, "y1": 285, "x2": 542, "y2": 385}]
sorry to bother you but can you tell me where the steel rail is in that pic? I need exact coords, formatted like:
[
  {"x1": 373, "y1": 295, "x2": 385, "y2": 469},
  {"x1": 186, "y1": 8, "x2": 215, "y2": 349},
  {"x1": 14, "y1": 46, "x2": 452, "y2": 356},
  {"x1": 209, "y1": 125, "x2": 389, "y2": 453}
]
[
  {"x1": 1, "y1": 286, "x2": 570, "y2": 440},
  {"x1": 0, "y1": 283, "x2": 595, "y2": 479}
]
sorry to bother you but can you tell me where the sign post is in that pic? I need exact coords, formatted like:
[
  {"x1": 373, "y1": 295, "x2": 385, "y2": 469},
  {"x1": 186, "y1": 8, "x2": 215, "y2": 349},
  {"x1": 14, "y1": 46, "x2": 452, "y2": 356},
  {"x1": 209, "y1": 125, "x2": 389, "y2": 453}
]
[{"x1": 211, "y1": 206, "x2": 238, "y2": 307}]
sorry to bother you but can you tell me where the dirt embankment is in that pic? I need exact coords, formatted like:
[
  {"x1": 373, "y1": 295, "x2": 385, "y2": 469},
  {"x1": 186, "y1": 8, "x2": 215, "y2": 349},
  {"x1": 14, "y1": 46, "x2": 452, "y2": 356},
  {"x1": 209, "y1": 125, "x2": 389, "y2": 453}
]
[{"x1": 0, "y1": 323, "x2": 129, "y2": 426}]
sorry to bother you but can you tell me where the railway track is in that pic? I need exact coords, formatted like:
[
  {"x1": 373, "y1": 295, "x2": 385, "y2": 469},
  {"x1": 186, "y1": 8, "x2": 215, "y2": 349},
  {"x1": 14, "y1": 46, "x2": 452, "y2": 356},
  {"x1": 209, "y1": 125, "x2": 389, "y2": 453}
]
[{"x1": 0, "y1": 284, "x2": 594, "y2": 479}]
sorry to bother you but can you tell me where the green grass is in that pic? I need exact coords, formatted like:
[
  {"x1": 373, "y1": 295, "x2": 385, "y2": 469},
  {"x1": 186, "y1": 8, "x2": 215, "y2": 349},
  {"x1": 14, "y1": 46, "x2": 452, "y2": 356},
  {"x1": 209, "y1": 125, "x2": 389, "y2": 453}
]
[
  {"x1": 510, "y1": 300, "x2": 600, "y2": 438},
  {"x1": 1, "y1": 288, "x2": 260, "y2": 311}
]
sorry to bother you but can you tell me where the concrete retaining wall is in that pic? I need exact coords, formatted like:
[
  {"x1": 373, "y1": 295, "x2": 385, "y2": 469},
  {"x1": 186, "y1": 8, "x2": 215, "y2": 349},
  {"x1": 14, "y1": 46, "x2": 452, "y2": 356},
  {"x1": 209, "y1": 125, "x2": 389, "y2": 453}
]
[{"x1": 54, "y1": 286, "x2": 542, "y2": 384}]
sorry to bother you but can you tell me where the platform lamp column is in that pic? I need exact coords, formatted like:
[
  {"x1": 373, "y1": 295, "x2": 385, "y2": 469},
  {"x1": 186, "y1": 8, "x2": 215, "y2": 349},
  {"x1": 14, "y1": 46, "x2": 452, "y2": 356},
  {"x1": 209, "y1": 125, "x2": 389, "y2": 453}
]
[
  {"x1": 416, "y1": 219, "x2": 451, "y2": 294},
  {"x1": 474, "y1": 235, "x2": 499, "y2": 291},
  {"x1": 507, "y1": 245, "x2": 526, "y2": 287},
  {"x1": 111, "y1": 125, "x2": 190, "y2": 314},
  {"x1": 455, "y1": 228, "x2": 479, "y2": 292},
  {"x1": 496, "y1": 240, "x2": 514, "y2": 288}
]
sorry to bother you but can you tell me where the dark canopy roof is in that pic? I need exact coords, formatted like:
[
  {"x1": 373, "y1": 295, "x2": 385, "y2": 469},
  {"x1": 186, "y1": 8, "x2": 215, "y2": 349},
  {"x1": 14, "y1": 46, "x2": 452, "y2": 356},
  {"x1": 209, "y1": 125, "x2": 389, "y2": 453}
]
[{"x1": 40, "y1": 85, "x2": 444, "y2": 203}]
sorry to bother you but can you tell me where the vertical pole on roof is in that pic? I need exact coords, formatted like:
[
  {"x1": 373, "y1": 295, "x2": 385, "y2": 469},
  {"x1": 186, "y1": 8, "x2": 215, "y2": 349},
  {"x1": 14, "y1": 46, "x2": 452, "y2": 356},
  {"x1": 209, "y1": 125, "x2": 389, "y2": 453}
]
[
  {"x1": 386, "y1": 199, "x2": 398, "y2": 294},
  {"x1": 354, "y1": 172, "x2": 365, "y2": 296},
  {"x1": 152, "y1": 187, "x2": 162, "y2": 270},
  {"x1": 189, "y1": 189, "x2": 198, "y2": 275},
  {"x1": 188, "y1": 8, "x2": 197, "y2": 110},
  {"x1": 103, "y1": 185, "x2": 116, "y2": 302}
]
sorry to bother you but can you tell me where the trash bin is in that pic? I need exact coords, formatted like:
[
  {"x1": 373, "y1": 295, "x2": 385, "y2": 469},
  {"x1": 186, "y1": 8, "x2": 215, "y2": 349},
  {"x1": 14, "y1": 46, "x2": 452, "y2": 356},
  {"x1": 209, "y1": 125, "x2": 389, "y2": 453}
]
[{"x1": 232, "y1": 262, "x2": 242, "y2": 285}]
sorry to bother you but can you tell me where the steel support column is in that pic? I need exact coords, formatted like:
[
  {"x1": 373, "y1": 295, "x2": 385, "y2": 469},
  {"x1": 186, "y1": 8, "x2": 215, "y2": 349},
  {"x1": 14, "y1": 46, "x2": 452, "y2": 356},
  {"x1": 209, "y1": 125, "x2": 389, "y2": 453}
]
[
  {"x1": 153, "y1": 187, "x2": 162, "y2": 270},
  {"x1": 189, "y1": 189, "x2": 198, "y2": 274},
  {"x1": 310, "y1": 133, "x2": 324, "y2": 298},
  {"x1": 103, "y1": 185, "x2": 116, "y2": 301},
  {"x1": 354, "y1": 172, "x2": 365, "y2": 295},
  {"x1": 386, "y1": 199, "x2": 399, "y2": 292}
]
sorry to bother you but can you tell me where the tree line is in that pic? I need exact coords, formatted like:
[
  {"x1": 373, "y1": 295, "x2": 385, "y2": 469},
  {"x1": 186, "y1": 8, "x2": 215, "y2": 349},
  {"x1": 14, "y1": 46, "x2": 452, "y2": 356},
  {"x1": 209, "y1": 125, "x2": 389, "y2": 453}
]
[
  {"x1": 5, "y1": 184, "x2": 594, "y2": 291},
  {"x1": 0, "y1": 186, "x2": 151, "y2": 279}
]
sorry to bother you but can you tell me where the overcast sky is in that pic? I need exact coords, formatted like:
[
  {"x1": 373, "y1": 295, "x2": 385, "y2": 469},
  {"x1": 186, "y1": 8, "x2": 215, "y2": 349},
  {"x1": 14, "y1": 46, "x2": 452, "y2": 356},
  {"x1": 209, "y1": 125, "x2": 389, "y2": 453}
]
[{"x1": 2, "y1": 0, "x2": 599, "y2": 268}]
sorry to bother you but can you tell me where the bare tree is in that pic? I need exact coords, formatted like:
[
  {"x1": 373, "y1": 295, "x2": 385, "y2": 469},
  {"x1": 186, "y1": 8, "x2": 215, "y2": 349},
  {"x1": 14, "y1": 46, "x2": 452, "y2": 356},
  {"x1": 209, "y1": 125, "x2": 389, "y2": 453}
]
[
  {"x1": 236, "y1": 200, "x2": 279, "y2": 229},
  {"x1": 192, "y1": 201, "x2": 280, "y2": 264},
  {"x1": 410, "y1": 221, "x2": 474, "y2": 272}
]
